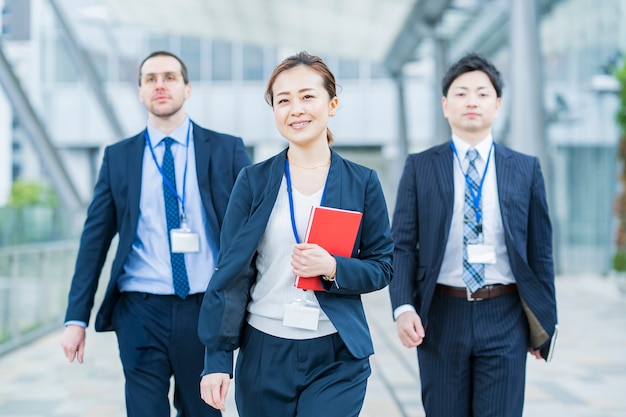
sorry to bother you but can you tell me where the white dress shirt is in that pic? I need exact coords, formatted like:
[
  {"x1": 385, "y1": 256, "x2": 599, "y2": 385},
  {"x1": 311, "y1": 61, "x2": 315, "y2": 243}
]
[
  {"x1": 119, "y1": 117, "x2": 216, "y2": 295},
  {"x1": 247, "y1": 176, "x2": 337, "y2": 339},
  {"x1": 437, "y1": 134, "x2": 513, "y2": 287},
  {"x1": 393, "y1": 134, "x2": 514, "y2": 320}
]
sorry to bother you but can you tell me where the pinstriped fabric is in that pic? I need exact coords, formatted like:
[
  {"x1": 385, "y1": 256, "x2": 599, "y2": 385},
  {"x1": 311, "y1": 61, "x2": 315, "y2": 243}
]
[
  {"x1": 391, "y1": 143, "x2": 556, "y2": 323},
  {"x1": 390, "y1": 144, "x2": 454, "y2": 314},
  {"x1": 418, "y1": 293, "x2": 528, "y2": 416},
  {"x1": 391, "y1": 141, "x2": 556, "y2": 417},
  {"x1": 495, "y1": 148, "x2": 556, "y2": 347}
]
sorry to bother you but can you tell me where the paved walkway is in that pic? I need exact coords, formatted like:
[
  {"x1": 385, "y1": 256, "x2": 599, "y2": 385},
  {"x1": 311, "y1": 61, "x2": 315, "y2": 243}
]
[{"x1": 0, "y1": 274, "x2": 625, "y2": 416}]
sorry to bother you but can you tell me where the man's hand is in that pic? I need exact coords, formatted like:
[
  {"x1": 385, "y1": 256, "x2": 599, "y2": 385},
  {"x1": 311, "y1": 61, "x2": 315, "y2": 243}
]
[
  {"x1": 396, "y1": 311, "x2": 426, "y2": 348},
  {"x1": 528, "y1": 348, "x2": 543, "y2": 360},
  {"x1": 61, "y1": 325, "x2": 86, "y2": 363},
  {"x1": 200, "y1": 373, "x2": 231, "y2": 411}
]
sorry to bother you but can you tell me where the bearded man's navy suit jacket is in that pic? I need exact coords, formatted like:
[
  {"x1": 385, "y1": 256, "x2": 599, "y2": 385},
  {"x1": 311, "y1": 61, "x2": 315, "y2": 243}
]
[
  {"x1": 64, "y1": 122, "x2": 251, "y2": 331},
  {"x1": 389, "y1": 141, "x2": 557, "y2": 351}
]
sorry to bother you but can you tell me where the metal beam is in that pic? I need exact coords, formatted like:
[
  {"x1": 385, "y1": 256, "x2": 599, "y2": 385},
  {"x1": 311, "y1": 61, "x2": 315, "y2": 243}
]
[
  {"x1": 509, "y1": 0, "x2": 546, "y2": 159},
  {"x1": 432, "y1": 36, "x2": 451, "y2": 145},
  {"x1": 0, "y1": 45, "x2": 83, "y2": 211},
  {"x1": 447, "y1": 1, "x2": 509, "y2": 63},
  {"x1": 47, "y1": 0, "x2": 125, "y2": 140},
  {"x1": 393, "y1": 73, "x2": 410, "y2": 159},
  {"x1": 508, "y1": 0, "x2": 557, "y2": 271},
  {"x1": 384, "y1": 0, "x2": 454, "y2": 76},
  {"x1": 448, "y1": 0, "x2": 566, "y2": 63}
]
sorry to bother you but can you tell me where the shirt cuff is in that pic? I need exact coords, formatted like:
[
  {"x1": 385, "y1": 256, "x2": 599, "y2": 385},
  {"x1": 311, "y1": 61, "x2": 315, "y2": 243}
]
[
  {"x1": 393, "y1": 304, "x2": 416, "y2": 321},
  {"x1": 64, "y1": 320, "x2": 87, "y2": 328}
]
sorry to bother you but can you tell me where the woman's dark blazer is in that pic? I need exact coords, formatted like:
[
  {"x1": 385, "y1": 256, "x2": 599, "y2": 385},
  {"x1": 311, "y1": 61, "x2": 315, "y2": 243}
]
[{"x1": 198, "y1": 148, "x2": 393, "y2": 376}]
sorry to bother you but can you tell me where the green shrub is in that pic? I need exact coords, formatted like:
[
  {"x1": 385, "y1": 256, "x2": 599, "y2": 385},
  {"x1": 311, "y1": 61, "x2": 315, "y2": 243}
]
[
  {"x1": 8, "y1": 181, "x2": 57, "y2": 207},
  {"x1": 614, "y1": 57, "x2": 626, "y2": 270},
  {"x1": 613, "y1": 251, "x2": 626, "y2": 272}
]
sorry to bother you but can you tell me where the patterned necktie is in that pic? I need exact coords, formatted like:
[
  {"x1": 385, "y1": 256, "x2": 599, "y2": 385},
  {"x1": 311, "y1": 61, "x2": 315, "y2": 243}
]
[
  {"x1": 162, "y1": 137, "x2": 190, "y2": 299},
  {"x1": 462, "y1": 148, "x2": 484, "y2": 293}
]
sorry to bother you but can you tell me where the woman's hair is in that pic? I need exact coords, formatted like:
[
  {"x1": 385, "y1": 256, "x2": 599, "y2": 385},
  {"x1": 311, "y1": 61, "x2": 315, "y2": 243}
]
[{"x1": 265, "y1": 51, "x2": 337, "y2": 144}]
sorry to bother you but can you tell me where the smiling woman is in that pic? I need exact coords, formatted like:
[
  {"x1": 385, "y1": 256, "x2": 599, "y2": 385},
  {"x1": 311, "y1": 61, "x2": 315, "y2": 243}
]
[
  {"x1": 197, "y1": 51, "x2": 394, "y2": 417},
  {"x1": 270, "y1": 65, "x2": 337, "y2": 159},
  {"x1": 264, "y1": 52, "x2": 339, "y2": 147}
]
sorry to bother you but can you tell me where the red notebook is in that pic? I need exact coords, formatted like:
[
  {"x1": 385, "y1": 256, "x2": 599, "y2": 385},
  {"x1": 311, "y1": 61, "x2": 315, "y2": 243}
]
[{"x1": 294, "y1": 206, "x2": 363, "y2": 291}]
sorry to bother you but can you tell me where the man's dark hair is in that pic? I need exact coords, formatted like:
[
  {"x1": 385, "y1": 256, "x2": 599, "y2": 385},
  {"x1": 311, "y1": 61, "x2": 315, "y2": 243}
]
[
  {"x1": 441, "y1": 53, "x2": 503, "y2": 97},
  {"x1": 138, "y1": 51, "x2": 189, "y2": 86}
]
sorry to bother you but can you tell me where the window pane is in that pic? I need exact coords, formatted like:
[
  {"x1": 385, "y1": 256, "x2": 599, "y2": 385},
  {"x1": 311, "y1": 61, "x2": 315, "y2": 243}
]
[
  {"x1": 337, "y1": 59, "x2": 359, "y2": 79},
  {"x1": 88, "y1": 52, "x2": 108, "y2": 82},
  {"x1": 370, "y1": 62, "x2": 389, "y2": 79},
  {"x1": 54, "y1": 39, "x2": 78, "y2": 83},
  {"x1": 180, "y1": 37, "x2": 201, "y2": 81},
  {"x1": 148, "y1": 36, "x2": 169, "y2": 53},
  {"x1": 212, "y1": 41, "x2": 232, "y2": 81},
  {"x1": 243, "y1": 44, "x2": 264, "y2": 80}
]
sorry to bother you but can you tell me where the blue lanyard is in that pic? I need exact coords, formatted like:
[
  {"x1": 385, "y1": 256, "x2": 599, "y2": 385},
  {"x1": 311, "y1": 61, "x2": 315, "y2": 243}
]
[
  {"x1": 145, "y1": 122, "x2": 191, "y2": 216},
  {"x1": 450, "y1": 141, "x2": 493, "y2": 224},
  {"x1": 284, "y1": 158, "x2": 328, "y2": 243}
]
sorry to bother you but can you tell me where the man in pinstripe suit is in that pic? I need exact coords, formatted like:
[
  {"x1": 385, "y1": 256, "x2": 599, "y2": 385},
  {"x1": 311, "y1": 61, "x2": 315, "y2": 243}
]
[{"x1": 389, "y1": 53, "x2": 557, "y2": 417}]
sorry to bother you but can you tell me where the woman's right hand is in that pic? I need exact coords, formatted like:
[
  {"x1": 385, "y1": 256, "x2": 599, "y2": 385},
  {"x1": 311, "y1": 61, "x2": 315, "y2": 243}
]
[{"x1": 200, "y1": 373, "x2": 231, "y2": 411}]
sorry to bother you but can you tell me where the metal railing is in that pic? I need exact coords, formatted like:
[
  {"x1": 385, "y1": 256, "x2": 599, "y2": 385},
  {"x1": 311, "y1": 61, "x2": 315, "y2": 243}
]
[{"x1": 0, "y1": 240, "x2": 78, "y2": 355}]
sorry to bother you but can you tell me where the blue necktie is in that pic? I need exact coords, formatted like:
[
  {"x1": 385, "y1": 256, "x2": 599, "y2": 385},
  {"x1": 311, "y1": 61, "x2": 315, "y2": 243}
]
[
  {"x1": 462, "y1": 148, "x2": 485, "y2": 293},
  {"x1": 162, "y1": 137, "x2": 190, "y2": 299}
]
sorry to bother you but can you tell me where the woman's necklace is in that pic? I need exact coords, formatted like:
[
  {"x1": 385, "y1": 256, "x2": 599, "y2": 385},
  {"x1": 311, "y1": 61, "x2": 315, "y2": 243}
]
[{"x1": 288, "y1": 158, "x2": 330, "y2": 170}]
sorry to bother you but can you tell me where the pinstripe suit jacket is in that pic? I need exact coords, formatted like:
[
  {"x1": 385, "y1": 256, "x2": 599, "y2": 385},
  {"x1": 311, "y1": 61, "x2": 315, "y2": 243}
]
[{"x1": 389, "y1": 141, "x2": 557, "y2": 350}]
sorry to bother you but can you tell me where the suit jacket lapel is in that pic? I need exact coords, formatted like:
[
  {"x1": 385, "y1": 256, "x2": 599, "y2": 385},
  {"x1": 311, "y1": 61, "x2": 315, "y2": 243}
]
[
  {"x1": 434, "y1": 143, "x2": 454, "y2": 234},
  {"x1": 245, "y1": 149, "x2": 288, "y2": 243},
  {"x1": 128, "y1": 132, "x2": 145, "y2": 235},
  {"x1": 192, "y1": 122, "x2": 221, "y2": 244},
  {"x1": 260, "y1": 149, "x2": 288, "y2": 215},
  {"x1": 193, "y1": 122, "x2": 211, "y2": 207},
  {"x1": 494, "y1": 143, "x2": 514, "y2": 237},
  {"x1": 269, "y1": 149, "x2": 288, "y2": 195},
  {"x1": 321, "y1": 150, "x2": 342, "y2": 208}
]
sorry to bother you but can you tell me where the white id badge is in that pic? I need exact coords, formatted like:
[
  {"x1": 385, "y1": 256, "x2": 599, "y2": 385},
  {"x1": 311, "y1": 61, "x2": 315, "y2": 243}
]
[
  {"x1": 170, "y1": 229, "x2": 200, "y2": 253},
  {"x1": 467, "y1": 244, "x2": 496, "y2": 264},
  {"x1": 283, "y1": 301, "x2": 320, "y2": 331}
]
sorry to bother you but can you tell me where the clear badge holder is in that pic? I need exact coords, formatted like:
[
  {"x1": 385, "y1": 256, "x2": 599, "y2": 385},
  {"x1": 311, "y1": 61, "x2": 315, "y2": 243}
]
[
  {"x1": 283, "y1": 295, "x2": 320, "y2": 331},
  {"x1": 170, "y1": 213, "x2": 200, "y2": 253},
  {"x1": 467, "y1": 226, "x2": 496, "y2": 264}
]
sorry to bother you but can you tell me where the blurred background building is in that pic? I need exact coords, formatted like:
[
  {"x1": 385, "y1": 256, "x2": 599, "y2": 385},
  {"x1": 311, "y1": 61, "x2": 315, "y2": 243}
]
[{"x1": 0, "y1": 0, "x2": 624, "y2": 277}]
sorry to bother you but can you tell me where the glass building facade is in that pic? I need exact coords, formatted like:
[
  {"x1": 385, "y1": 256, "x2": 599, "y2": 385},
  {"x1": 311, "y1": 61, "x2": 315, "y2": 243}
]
[{"x1": 0, "y1": 0, "x2": 624, "y2": 274}]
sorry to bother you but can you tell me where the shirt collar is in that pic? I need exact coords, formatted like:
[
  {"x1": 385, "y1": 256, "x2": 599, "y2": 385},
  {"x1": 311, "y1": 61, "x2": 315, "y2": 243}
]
[
  {"x1": 451, "y1": 133, "x2": 493, "y2": 161},
  {"x1": 146, "y1": 117, "x2": 191, "y2": 148}
]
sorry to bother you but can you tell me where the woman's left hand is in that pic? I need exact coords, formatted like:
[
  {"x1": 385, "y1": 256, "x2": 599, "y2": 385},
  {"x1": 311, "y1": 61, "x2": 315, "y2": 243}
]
[{"x1": 200, "y1": 373, "x2": 230, "y2": 411}]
